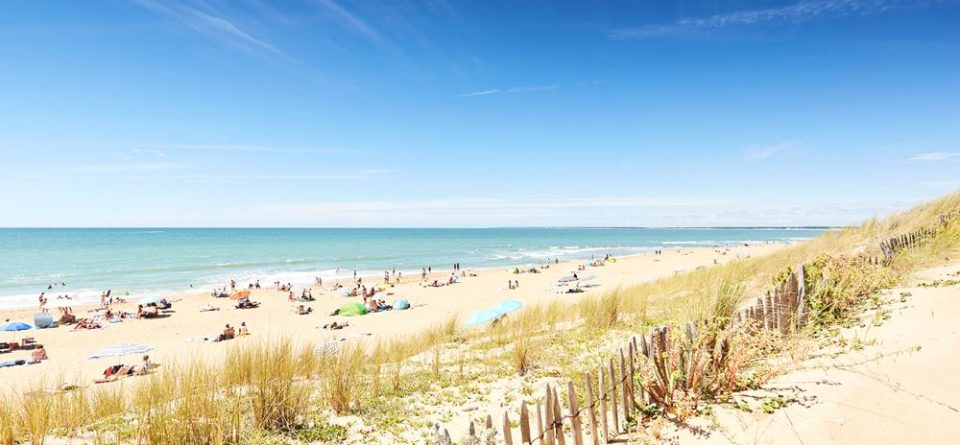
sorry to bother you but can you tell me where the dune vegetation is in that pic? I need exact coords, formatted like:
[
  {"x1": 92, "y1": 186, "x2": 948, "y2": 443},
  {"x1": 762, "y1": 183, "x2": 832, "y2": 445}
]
[{"x1": 1, "y1": 191, "x2": 959, "y2": 444}]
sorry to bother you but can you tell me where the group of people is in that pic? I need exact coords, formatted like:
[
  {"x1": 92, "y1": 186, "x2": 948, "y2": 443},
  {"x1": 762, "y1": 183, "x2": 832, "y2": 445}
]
[
  {"x1": 507, "y1": 280, "x2": 520, "y2": 290},
  {"x1": 216, "y1": 322, "x2": 250, "y2": 341},
  {"x1": 289, "y1": 288, "x2": 316, "y2": 302}
]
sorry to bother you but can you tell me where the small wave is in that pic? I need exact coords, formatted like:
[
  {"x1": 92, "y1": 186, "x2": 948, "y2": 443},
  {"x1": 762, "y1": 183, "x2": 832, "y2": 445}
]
[{"x1": 214, "y1": 262, "x2": 264, "y2": 269}]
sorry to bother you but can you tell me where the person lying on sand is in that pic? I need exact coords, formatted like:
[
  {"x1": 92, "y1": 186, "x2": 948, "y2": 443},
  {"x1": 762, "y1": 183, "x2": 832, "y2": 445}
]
[
  {"x1": 95, "y1": 364, "x2": 130, "y2": 383},
  {"x1": 296, "y1": 305, "x2": 313, "y2": 315},
  {"x1": 235, "y1": 297, "x2": 260, "y2": 309},
  {"x1": 322, "y1": 321, "x2": 349, "y2": 330},
  {"x1": 72, "y1": 319, "x2": 101, "y2": 330},
  {"x1": 128, "y1": 355, "x2": 152, "y2": 375}
]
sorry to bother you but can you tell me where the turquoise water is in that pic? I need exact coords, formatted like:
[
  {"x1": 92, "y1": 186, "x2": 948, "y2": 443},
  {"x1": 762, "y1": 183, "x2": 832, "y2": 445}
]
[{"x1": 0, "y1": 228, "x2": 825, "y2": 308}]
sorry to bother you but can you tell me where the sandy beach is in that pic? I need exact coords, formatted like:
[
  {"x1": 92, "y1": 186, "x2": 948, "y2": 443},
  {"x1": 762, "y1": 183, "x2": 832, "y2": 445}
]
[{"x1": 0, "y1": 243, "x2": 782, "y2": 392}]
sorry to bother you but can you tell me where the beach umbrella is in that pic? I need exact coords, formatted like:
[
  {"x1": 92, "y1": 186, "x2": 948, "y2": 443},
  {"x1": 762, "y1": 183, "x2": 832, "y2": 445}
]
[
  {"x1": 465, "y1": 309, "x2": 502, "y2": 327},
  {"x1": 1, "y1": 321, "x2": 32, "y2": 343},
  {"x1": 338, "y1": 302, "x2": 367, "y2": 317},
  {"x1": 493, "y1": 299, "x2": 523, "y2": 314},
  {"x1": 574, "y1": 274, "x2": 596, "y2": 282},
  {"x1": 393, "y1": 299, "x2": 410, "y2": 310},
  {"x1": 338, "y1": 287, "x2": 352, "y2": 297},
  {"x1": 89, "y1": 343, "x2": 153, "y2": 360},
  {"x1": 138, "y1": 296, "x2": 162, "y2": 305},
  {"x1": 230, "y1": 290, "x2": 251, "y2": 300}
]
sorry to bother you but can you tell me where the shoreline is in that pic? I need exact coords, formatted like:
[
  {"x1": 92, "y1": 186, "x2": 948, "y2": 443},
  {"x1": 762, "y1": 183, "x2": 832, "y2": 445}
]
[
  {"x1": 0, "y1": 240, "x2": 797, "y2": 310},
  {"x1": 0, "y1": 243, "x2": 785, "y2": 392}
]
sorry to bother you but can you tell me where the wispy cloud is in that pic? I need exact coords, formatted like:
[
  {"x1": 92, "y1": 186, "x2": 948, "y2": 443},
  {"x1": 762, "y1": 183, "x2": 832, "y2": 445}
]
[
  {"x1": 309, "y1": 0, "x2": 382, "y2": 43},
  {"x1": 459, "y1": 89, "x2": 500, "y2": 97},
  {"x1": 909, "y1": 151, "x2": 960, "y2": 161},
  {"x1": 459, "y1": 85, "x2": 558, "y2": 98},
  {"x1": 612, "y1": 0, "x2": 949, "y2": 39},
  {"x1": 508, "y1": 85, "x2": 559, "y2": 93},
  {"x1": 15, "y1": 169, "x2": 387, "y2": 181},
  {"x1": 744, "y1": 141, "x2": 801, "y2": 160},
  {"x1": 75, "y1": 162, "x2": 184, "y2": 173},
  {"x1": 137, "y1": 143, "x2": 363, "y2": 155},
  {"x1": 134, "y1": 0, "x2": 281, "y2": 54}
]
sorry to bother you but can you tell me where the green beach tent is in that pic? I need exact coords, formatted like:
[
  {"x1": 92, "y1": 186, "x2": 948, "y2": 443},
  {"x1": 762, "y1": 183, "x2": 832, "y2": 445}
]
[{"x1": 339, "y1": 302, "x2": 368, "y2": 317}]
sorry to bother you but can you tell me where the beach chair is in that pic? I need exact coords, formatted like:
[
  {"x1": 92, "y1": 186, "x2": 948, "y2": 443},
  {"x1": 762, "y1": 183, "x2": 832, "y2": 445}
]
[{"x1": 21, "y1": 337, "x2": 39, "y2": 350}]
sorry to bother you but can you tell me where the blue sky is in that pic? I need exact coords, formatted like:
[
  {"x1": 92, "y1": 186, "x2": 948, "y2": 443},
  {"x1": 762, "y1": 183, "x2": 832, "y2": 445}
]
[{"x1": 0, "y1": 0, "x2": 958, "y2": 227}]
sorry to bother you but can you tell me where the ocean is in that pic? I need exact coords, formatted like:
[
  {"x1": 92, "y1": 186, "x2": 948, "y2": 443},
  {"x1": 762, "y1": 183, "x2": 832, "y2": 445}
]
[{"x1": 0, "y1": 227, "x2": 825, "y2": 308}]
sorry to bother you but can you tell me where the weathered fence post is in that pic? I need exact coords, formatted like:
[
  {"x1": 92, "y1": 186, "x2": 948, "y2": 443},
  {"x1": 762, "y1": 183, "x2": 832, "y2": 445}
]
[
  {"x1": 584, "y1": 371, "x2": 599, "y2": 445},
  {"x1": 608, "y1": 358, "x2": 619, "y2": 433},
  {"x1": 537, "y1": 402, "x2": 545, "y2": 445},
  {"x1": 544, "y1": 386, "x2": 555, "y2": 445},
  {"x1": 503, "y1": 412, "x2": 514, "y2": 445},
  {"x1": 568, "y1": 381, "x2": 583, "y2": 445},
  {"x1": 519, "y1": 403, "x2": 531, "y2": 445},
  {"x1": 553, "y1": 386, "x2": 565, "y2": 445},
  {"x1": 598, "y1": 369, "x2": 609, "y2": 443},
  {"x1": 619, "y1": 349, "x2": 630, "y2": 421}
]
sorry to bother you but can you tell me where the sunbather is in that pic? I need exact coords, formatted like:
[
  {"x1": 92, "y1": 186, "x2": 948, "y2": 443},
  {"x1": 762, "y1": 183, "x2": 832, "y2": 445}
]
[
  {"x1": 238, "y1": 321, "x2": 249, "y2": 336},
  {"x1": 322, "y1": 321, "x2": 349, "y2": 330},
  {"x1": 73, "y1": 319, "x2": 102, "y2": 330},
  {"x1": 129, "y1": 355, "x2": 151, "y2": 375}
]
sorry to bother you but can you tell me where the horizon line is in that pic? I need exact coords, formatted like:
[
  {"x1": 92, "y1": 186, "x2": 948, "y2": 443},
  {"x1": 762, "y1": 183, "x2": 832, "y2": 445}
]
[{"x1": 0, "y1": 225, "x2": 843, "y2": 230}]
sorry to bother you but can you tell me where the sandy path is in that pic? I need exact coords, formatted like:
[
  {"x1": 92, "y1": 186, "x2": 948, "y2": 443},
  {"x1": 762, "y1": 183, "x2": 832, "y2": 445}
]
[
  {"x1": 683, "y1": 262, "x2": 960, "y2": 444},
  {"x1": 0, "y1": 244, "x2": 780, "y2": 392}
]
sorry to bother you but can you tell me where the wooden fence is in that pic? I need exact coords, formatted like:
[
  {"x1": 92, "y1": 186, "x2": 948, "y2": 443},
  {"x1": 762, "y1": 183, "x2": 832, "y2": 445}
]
[
  {"x1": 880, "y1": 210, "x2": 959, "y2": 262},
  {"x1": 435, "y1": 211, "x2": 960, "y2": 445}
]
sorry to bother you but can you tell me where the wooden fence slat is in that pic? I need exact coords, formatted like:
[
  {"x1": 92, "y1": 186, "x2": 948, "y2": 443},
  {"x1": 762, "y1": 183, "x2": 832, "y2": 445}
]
[
  {"x1": 520, "y1": 403, "x2": 531, "y2": 444},
  {"x1": 545, "y1": 386, "x2": 554, "y2": 445},
  {"x1": 619, "y1": 348, "x2": 630, "y2": 420},
  {"x1": 608, "y1": 358, "x2": 619, "y2": 433},
  {"x1": 503, "y1": 412, "x2": 514, "y2": 445},
  {"x1": 568, "y1": 381, "x2": 583, "y2": 445},
  {"x1": 486, "y1": 414, "x2": 493, "y2": 430},
  {"x1": 584, "y1": 371, "x2": 599, "y2": 445},
  {"x1": 537, "y1": 403, "x2": 545, "y2": 445},
  {"x1": 468, "y1": 420, "x2": 476, "y2": 439},
  {"x1": 553, "y1": 387, "x2": 565, "y2": 445},
  {"x1": 598, "y1": 369, "x2": 609, "y2": 443},
  {"x1": 629, "y1": 339, "x2": 639, "y2": 404}
]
